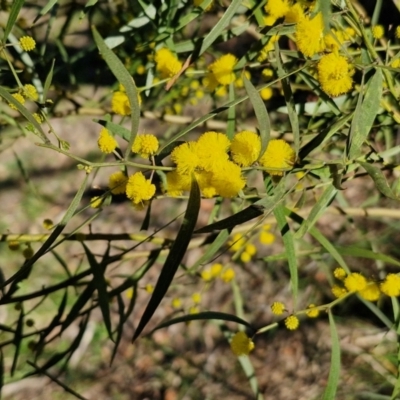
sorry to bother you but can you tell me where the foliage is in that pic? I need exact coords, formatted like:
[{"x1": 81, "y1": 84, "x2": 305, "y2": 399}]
[{"x1": 1, "y1": 0, "x2": 400, "y2": 398}]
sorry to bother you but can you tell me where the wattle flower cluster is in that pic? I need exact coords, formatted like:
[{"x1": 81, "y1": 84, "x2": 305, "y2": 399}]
[{"x1": 165, "y1": 131, "x2": 295, "y2": 198}]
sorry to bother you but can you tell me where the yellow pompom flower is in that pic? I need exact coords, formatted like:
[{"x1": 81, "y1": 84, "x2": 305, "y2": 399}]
[
  {"x1": 380, "y1": 274, "x2": 400, "y2": 297},
  {"x1": 192, "y1": 292, "x2": 202, "y2": 304},
  {"x1": 396, "y1": 26, "x2": 400, "y2": 39},
  {"x1": 8, "y1": 93, "x2": 25, "y2": 110},
  {"x1": 19, "y1": 36, "x2": 36, "y2": 51},
  {"x1": 372, "y1": 25, "x2": 384, "y2": 39},
  {"x1": 32, "y1": 113, "x2": 43, "y2": 123},
  {"x1": 332, "y1": 285, "x2": 347, "y2": 298},
  {"x1": 240, "y1": 251, "x2": 251, "y2": 263},
  {"x1": 211, "y1": 160, "x2": 246, "y2": 197},
  {"x1": 344, "y1": 272, "x2": 367, "y2": 292},
  {"x1": 111, "y1": 91, "x2": 130, "y2": 115},
  {"x1": 359, "y1": 282, "x2": 380, "y2": 301},
  {"x1": 196, "y1": 131, "x2": 231, "y2": 172},
  {"x1": 271, "y1": 301, "x2": 285, "y2": 315},
  {"x1": 22, "y1": 84, "x2": 38, "y2": 101},
  {"x1": 230, "y1": 130, "x2": 261, "y2": 167},
  {"x1": 165, "y1": 170, "x2": 191, "y2": 197},
  {"x1": 260, "y1": 87, "x2": 273, "y2": 100},
  {"x1": 262, "y1": 68, "x2": 274, "y2": 80},
  {"x1": 259, "y1": 139, "x2": 295, "y2": 175},
  {"x1": 333, "y1": 267, "x2": 347, "y2": 280},
  {"x1": 125, "y1": 172, "x2": 156, "y2": 205},
  {"x1": 201, "y1": 267, "x2": 213, "y2": 281},
  {"x1": 172, "y1": 298, "x2": 182, "y2": 308},
  {"x1": 97, "y1": 128, "x2": 118, "y2": 154},
  {"x1": 259, "y1": 230, "x2": 275, "y2": 244},
  {"x1": 211, "y1": 263, "x2": 223, "y2": 278},
  {"x1": 285, "y1": 315, "x2": 299, "y2": 330},
  {"x1": 228, "y1": 233, "x2": 246, "y2": 252},
  {"x1": 391, "y1": 58, "x2": 400, "y2": 69},
  {"x1": 221, "y1": 268, "x2": 235, "y2": 282},
  {"x1": 230, "y1": 332, "x2": 255, "y2": 356},
  {"x1": 295, "y1": 12, "x2": 325, "y2": 57},
  {"x1": 284, "y1": 2, "x2": 305, "y2": 23},
  {"x1": 154, "y1": 48, "x2": 182, "y2": 78},
  {"x1": 145, "y1": 284, "x2": 154, "y2": 293},
  {"x1": 306, "y1": 304, "x2": 320, "y2": 318},
  {"x1": 208, "y1": 54, "x2": 238, "y2": 86},
  {"x1": 171, "y1": 142, "x2": 200, "y2": 175},
  {"x1": 132, "y1": 134, "x2": 159, "y2": 158},
  {"x1": 264, "y1": 0, "x2": 290, "y2": 24},
  {"x1": 317, "y1": 52, "x2": 353, "y2": 97},
  {"x1": 90, "y1": 196, "x2": 104, "y2": 209},
  {"x1": 108, "y1": 171, "x2": 128, "y2": 195}
]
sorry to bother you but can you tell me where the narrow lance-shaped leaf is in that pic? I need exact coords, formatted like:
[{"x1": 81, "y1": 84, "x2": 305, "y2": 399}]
[
  {"x1": 275, "y1": 42, "x2": 300, "y2": 155},
  {"x1": 3, "y1": 0, "x2": 25, "y2": 42},
  {"x1": 133, "y1": 175, "x2": 201, "y2": 341},
  {"x1": 92, "y1": 26, "x2": 140, "y2": 159},
  {"x1": 82, "y1": 243, "x2": 113, "y2": 341},
  {"x1": 243, "y1": 76, "x2": 270, "y2": 158},
  {"x1": 348, "y1": 69, "x2": 383, "y2": 159},
  {"x1": 150, "y1": 311, "x2": 253, "y2": 334},
  {"x1": 274, "y1": 204, "x2": 298, "y2": 305},
  {"x1": 11, "y1": 308, "x2": 24, "y2": 376},
  {"x1": 294, "y1": 184, "x2": 338, "y2": 239},
  {"x1": 359, "y1": 161, "x2": 400, "y2": 201},
  {"x1": 322, "y1": 311, "x2": 341, "y2": 400},
  {"x1": 199, "y1": 0, "x2": 243, "y2": 55}
]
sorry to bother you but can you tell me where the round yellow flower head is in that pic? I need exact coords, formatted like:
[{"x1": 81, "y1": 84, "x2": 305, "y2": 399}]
[
  {"x1": 228, "y1": 233, "x2": 246, "y2": 252},
  {"x1": 317, "y1": 53, "x2": 353, "y2": 97},
  {"x1": 259, "y1": 139, "x2": 295, "y2": 175},
  {"x1": 240, "y1": 251, "x2": 251, "y2": 263},
  {"x1": 132, "y1": 134, "x2": 159, "y2": 158},
  {"x1": 344, "y1": 272, "x2": 367, "y2": 292},
  {"x1": 196, "y1": 131, "x2": 231, "y2": 172},
  {"x1": 264, "y1": 0, "x2": 290, "y2": 21},
  {"x1": 211, "y1": 160, "x2": 246, "y2": 197},
  {"x1": 32, "y1": 113, "x2": 43, "y2": 123},
  {"x1": 391, "y1": 59, "x2": 400, "y2": 69},
  {"x1": 165, "y1": 170, "x2": 191, "y2": 197},
  {"x1": 108, "y1": 171, "x2": 128, "y2": 195},
  {"x1": 285, "y1": 315, "x2": 299, "y2": 330},
  {"x1": 230, "y1": 331, "x2": 255, "y2": 356},
  {"x1": 257, "y1": 36, "x2": 279, "y2": 62},
  {"x1": 331, "y1": 285, "x2": 347, "y2": 298},
  {"x1": 259, "y1": 230, "x2": 275, "y2": 244},
  {"x1": 9, "y1": 93, "x2": 25, "y2": 110},
  {"x1": 260, "y1": 87, "x2": 273, "y2": 100},
  {"x1": 154, "y1": 48, "x2": 182, "y2": 78},
  {"x1": 396, "y1": 26, "x2": 400, "y2": 39},
  {"x1": 126, "y1": 172, "x2": 156, "y2": 205},
  {"x1": 171, "y1": 141, "x2": 200, "y2": 175},
  {"x1": 380, "y1": 274, "x2": 400, "y2": 297},
  {"x1": 333, "y1": 267, "x2": 347, "y2": 280},
  {"x1": 230, "y1": 130, "x2": 261, "y2": 167},
  {"x1": 201, "y1": 267, "x2": 213, "y2": 282},
  {"x1": 372, "y1": 25, "x2": 384, "y2": 39},
  {"x1": 359, "y1": 282, "x2": 380, "y2": 302},
  {"x1": 111, "y1": 91, "x2": 130, "y2": 115},
  {"x1": 172, "y1": 297, "x2": 182, "y2": 308},
  {"x1": 271, "y1": 301, "x2": 286, "y2": 315},
  {"x1": 145, "y1": 284, "x2": 154, "y2": 293},
  {"x1": 19, "y1": 36, "x2": 36, "y2": 51},
  {"x1": 97, "y1": 128, "x2": 117, "y2": 154},
  {"x1": 262, "y1": 68, "x2": 274, "y2": 80},
  {"x1": 295, "y1": 12, "x2": 326, "y2": 57},
  {"x1": 208, "y1": 54, "x2": 238, "y2": 86},
  {"x1": 90, "y1": 196, "x2": 104, "y2": 209},
  {"x1": 221, "y1": 267, "x2": 235, "y2": 282},
  {"x1": 306, "y1": 304, "x2": 320, "y2": 318},
  {"x1": 22, "y1": 84, "x2": 38, "y2": 101},
  {"x1": 192, "y1": 292, "x2": 202, "y2": 304},
  {"x1": 211, "y1": 263, "x2": 223, "y2": 278}
]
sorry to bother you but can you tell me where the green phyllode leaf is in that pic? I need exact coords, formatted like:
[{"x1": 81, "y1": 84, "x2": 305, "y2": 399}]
[{"x1": 133, "y1": 176, "x2": 201, "y2": 341}]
